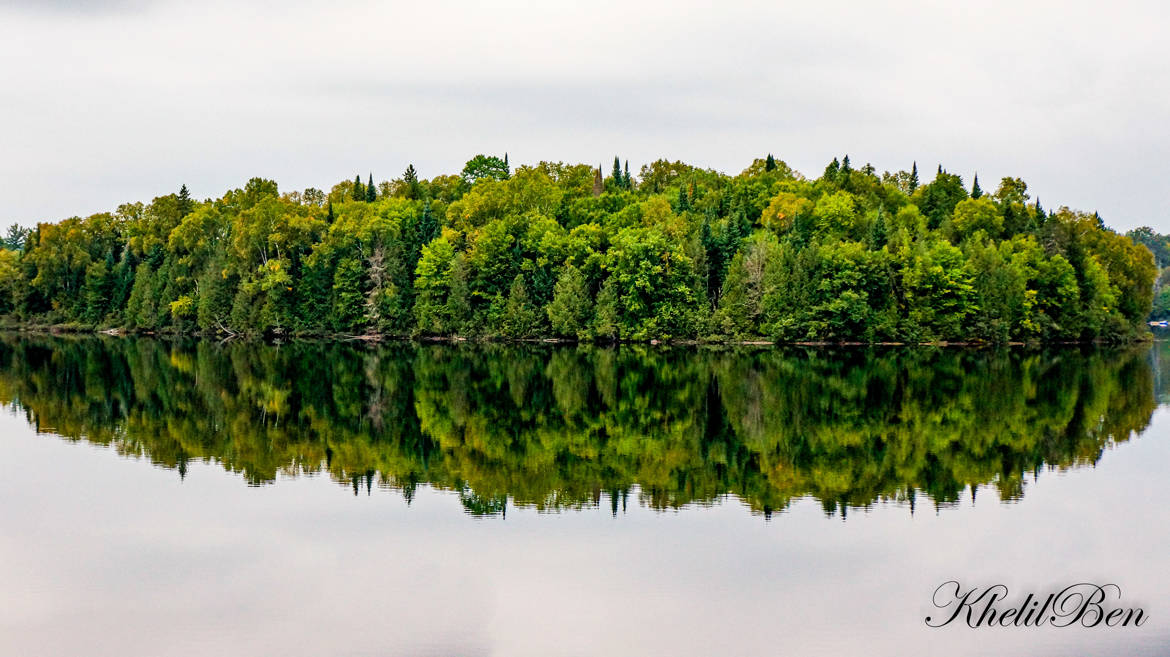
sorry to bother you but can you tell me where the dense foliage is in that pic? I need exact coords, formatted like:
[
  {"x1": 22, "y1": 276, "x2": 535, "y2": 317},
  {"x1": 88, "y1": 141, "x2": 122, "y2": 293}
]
[
  {"x1": 1126, "y1": 227, "x2": 1170, "y2": 320},
  {"x1": 0, "y1": 156, "x2": 1160, "y2": 342},
  {"x1": 0, "y1": 336, "x2": 1156, "y2": 515}
]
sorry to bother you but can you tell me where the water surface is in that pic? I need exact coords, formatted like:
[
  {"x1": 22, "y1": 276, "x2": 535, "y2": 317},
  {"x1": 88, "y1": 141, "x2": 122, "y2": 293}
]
[{"x1": 1, "y1": 334, "x2": 1167, "y2": 656}]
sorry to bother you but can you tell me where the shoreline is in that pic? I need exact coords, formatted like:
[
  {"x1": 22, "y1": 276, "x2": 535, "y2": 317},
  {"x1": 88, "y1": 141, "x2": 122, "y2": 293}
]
[{"x1": 0, "y1": 322, "x2": 1153, "y2": 348}]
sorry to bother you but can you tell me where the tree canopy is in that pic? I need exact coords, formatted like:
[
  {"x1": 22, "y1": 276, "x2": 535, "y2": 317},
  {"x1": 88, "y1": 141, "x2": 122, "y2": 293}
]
[{"x1": 0, "y1": 154, "x2": 1159, "y2": 342}]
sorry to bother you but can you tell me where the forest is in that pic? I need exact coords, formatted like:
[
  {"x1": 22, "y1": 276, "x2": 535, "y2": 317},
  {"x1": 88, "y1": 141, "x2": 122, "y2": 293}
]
[
  {"x1": 0, "y1": 154, "x2": 1164, "y2": 343},
  {"x1": 0, "y1": 336, "x2": 1155, "y2": 515}
]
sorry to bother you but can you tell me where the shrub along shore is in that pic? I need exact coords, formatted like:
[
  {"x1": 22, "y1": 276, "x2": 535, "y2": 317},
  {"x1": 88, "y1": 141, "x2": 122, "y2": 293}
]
[{"x1": 0, "y1": 154, "x2": 1161, "y2": 344}]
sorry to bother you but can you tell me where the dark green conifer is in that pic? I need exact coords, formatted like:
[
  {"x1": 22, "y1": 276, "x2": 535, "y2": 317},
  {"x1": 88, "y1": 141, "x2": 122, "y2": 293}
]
[
  {"x1": 366, "y1": 173, "x2": 376, "y2": 202},
  {"x1": 352, "y1": 175, "x2": 364, "y2": 201},
  {"x1": 178, "y1": 184, "x2": 193, "y2": 217},
  {"x1": 765, "y1": 154, "x2": 776, "y2": 171},
  {"x1": 824, "y1": 157, "x2": 840, "y2": 181},
  {"x1": 971, "y1": 174, "x2": 983, "y2": 199},
  {"x1": 612, "y1": 156, "x2": 621, "y2": 185},
  {"x1": 403, "y1": 164, "x2": 419, "y2": 199},
  {"x1": 909, "y1": 161, "x2": 919, "y2": 192}
]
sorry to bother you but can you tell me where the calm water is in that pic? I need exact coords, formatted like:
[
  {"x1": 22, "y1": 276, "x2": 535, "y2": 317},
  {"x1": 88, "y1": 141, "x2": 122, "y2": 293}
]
[{"x1": 1, "y1": 333, "x2": 1168, "y2": 656}]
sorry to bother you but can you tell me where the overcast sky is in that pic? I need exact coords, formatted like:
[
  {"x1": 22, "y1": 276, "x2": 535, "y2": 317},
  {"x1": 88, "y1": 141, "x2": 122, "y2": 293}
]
[{"x1": 2, "y1": 0, "x2": 1168, "y2": 232}]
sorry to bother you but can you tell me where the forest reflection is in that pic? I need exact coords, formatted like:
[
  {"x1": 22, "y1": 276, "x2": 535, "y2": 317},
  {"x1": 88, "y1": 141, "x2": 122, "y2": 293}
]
[{"x1": 0, "y1": 334, "x2": 1160, "y2": 518}]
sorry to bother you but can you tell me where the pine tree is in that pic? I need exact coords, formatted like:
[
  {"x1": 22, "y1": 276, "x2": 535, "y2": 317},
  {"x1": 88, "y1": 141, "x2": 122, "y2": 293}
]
[
  {"x1": 909, "y1": 161, "x2": 919, "y2": 193},
  {"x1": 547, "y1": 264, "x2": 592, "y2": 339},
  {"x1": 612, "y1": 156, "x2": 621, "y2": 185},
  {"x1": 332, "y1": 255, "x2": 365, "y2": 332},
  {"x1": 765, "y1": 154, "x2": 776, "y2": 172},
  {"x1": 501, "y1": 274, "x2": 539, "y2": 338},
  {"x1": 971, "y1": 174, "x2": 983, "y2": 199},
  {"x1": 592, "y1": 278, "x2": 621, "y2": 340},
  {"x1": 403, "y1": 164, "x2": 419, "y2": 200},
  {"x1": 840, "y1": 154, "x2": 852, "y2": 178},
  {"x1": 446, "y1": 255, "x2": 472, "y2": 334},
  {"x1": 824, "y1": 157, "x2": 840, "y2": 181},
  {"x1": 677, "y1": 185, "x2": 689, "y2": 212},
  {"x1": 366, "y1": 173, "x2": 376, "y2": 202},
  {"x1": 352, "y1": 175, "x2": 364, "y2": 201},
  {"x1": 503, "y1": 152, "x2": 509, "y2": 174},
  {"x1": 326, "y1": 200, "x2": 335, "y2": 224},
  {"x1": 418, "y1": 200, "x2": 438, "y2": 246},
  {"x1": 623, "y1": 160, "x2": 631, "y2": 189},
  {"x1": 178, "y1": 184, "x2": 193, "y2": 217}
]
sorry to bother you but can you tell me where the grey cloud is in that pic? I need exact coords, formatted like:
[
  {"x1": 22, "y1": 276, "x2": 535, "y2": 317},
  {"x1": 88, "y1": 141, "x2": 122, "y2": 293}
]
[{"x1": 0, "y1": 0, "x2": 1168, "y2": 231}]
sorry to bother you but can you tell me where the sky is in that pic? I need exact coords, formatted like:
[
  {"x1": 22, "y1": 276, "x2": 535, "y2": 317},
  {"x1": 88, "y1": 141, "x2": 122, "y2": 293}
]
[{"x1": 1, "y1": 0, "x2": 1168, "y2": 232}]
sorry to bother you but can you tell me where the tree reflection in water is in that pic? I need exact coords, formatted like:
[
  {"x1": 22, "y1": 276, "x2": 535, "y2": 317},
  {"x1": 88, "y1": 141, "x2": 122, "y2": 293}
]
[{"x1": 0, "y1": 334, "x2": 1158, "y2": 518}]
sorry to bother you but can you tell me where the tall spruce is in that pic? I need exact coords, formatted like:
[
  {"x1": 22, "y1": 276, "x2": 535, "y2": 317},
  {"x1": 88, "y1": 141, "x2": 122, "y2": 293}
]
[
  {"x1": 971, "y1": 174, "x2": 983, "y2": 199},
  {"x1": 366, "y1": 173, "x2": 376, "y2": 202},
  {"x1": 177, "y1": 184, "x2": 193, "y2": 217},
  {"x1": 909, "y1": 161, "x2": 919, "y2": 192},
  {"x1": 824, "y1": 157, "x2": 840, "y2": 181},
  {"x1": 403, "y1": 164, "x2": 419, "y2": 200},
  {"x1": 765, "y1": 154, "x2": 776, "y2": 171},
  {"x1": 612, "y1": 156, "x2": 621, "y2": 185},
  {"x1": 623, "y1": 160, "x2": 631, "y2": 189},
  {"x1": 418, "y1": 200, "x2": 438, "y2": 246},
  {"x1": 352, "y1": 175, "x2": 364, "y2": 201}
]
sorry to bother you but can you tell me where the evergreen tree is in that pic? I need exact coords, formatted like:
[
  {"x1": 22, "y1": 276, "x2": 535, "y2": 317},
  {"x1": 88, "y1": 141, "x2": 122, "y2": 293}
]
[
  {"x1": 326, "y1": 200, "x2": 335, "y2": 224},
  {"x1": 612, "y1": 156, "x2": 622, "y2": 185},
  {"x1": 824, "y1": 157, "x2": 840, "y2": 181},
  {"x1": 623, "y1": 160, "x2": 631, "y2": 189},
  {"x1": 352, "y1": 175, "x2": 365, "y2": 201},
  {"x1": 403, "y1": 164, "x2": 420, "y2": 200},
  {"x1": 418, "y1": 200, "x2": 438, "y2": 246},
  {"x1": 909, "y1": 161, "x2": 919, "y2": 193},
  {"x1": 547, "y1": 264, "x2": 592, "y2": 339},
  {"x1": 503, "y1": 152, "x2": 509, "y2": 174},
  {"x1": 840, "y1": 154, "x2": 852, "y2": 180},
  {"x1": 446, "y1": 254, "x2": 472, "y2": 334},
  {"x1": 592, "y1": 278, "x2": 620, "y2": 340},
  {"x1": 332, "y1": 255, "x2": 365, "y2": 332},
  {"x1": 366, "y1": 173, "x2": 376, "y2": 202},
  {"x1": 971, "y1": 174, "x2": 983, "y2": 199},
  {"x1": 501, "y1": 274, "x2": 539, "y2": 338},
  {"x1": 765, "y1": 154, "x2": 776, "y2": 172},
  {"x1": 178, "y1": 184, "x2": 193, "y2": 217}
]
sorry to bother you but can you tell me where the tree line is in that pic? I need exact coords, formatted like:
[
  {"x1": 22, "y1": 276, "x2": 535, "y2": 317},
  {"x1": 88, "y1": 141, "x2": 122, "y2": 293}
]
[
  {"x1": 0, "y1": 335, "x2": 1155, "y2": 515},
  {"x1": 0, "y1": 154, "x2": 1161, "y2": 342}
]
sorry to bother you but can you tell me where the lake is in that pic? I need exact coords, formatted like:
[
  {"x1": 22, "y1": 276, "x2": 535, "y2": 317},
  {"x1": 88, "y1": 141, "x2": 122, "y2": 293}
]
[{"x1": 1, "y1": 333, "x2": 1167, "y2": 656}]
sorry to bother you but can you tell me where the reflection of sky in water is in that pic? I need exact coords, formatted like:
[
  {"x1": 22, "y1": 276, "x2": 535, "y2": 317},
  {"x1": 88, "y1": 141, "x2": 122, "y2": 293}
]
[{"x1": 1, "y1": 402, "x2": 1167, "y2": 657}]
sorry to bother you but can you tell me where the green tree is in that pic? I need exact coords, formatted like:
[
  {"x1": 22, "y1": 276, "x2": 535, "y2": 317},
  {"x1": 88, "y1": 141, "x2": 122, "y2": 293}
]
[
  {"x1": 547, "y1": 264, "x2": 592, "y2": 339},
  {"x1": 461, "y1": 155, "x2": 510, "y2": 184}
]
